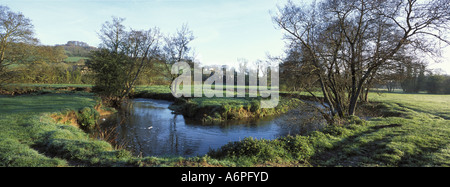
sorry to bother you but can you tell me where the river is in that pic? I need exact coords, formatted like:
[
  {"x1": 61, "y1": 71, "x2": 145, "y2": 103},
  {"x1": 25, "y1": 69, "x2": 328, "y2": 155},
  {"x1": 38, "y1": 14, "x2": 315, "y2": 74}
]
[{"x1": 98, "y1": 98, "x2": 326, "y2": 157}]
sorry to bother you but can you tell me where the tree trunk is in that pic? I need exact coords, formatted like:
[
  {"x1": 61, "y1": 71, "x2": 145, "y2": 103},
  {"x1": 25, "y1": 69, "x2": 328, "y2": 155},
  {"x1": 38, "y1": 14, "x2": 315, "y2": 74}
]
[{"x1": 363, "y1": 87, "x2": 369, "y2": 102}]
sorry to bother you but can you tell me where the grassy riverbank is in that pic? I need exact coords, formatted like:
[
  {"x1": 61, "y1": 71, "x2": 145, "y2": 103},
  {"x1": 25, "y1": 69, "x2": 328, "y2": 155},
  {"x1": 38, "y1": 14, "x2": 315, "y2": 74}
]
[
  {"x1": 0, "y1": 92, "x2": 135, "y2": 166},
  {"x1": 168, "y1": 97, "x2": 303, "y2": 123},
  {"x1": 0, "y1": 85, "x2": 449, "y2": 166}
]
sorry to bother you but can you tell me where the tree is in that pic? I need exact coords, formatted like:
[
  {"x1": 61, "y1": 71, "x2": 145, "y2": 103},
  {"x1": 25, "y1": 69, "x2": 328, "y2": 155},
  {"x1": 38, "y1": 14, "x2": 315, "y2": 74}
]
[
  {"x1": 161, "y1": 24, "x2": 195, "y2": 91},
  {"x1": 443, "y1": 76, "x2": 450, "y2": 94},
  {"x1": 400, "y1": 59, "x2": 427, "y2": 93},
  {"x1": 274, "y1": 0, "x2": 450, "y2": 123},
  {"x1": 88, "y1": 49, "x2": 131, "y2": 104},
  {"x1": 34, "y1": 45, "x2": 68, "y2": 63},
  {"x1": 425, "y1": 74, "x2": 444, "y2": 94},
  {"x1": 98, "y1": 17, "x2": 126, "y2": 53},
  {"x1": 88, "y1": 17, "x2": 161, "y2": 106},
  {"x1": 280, "y1": 45, "x2": 322, "y2": 92},
  {"x1": 120, "y1": 28, "x2": 161, "y2": 99},
  {"x1": 0, "y1": 5, "x2": 36, "y2": 86}
]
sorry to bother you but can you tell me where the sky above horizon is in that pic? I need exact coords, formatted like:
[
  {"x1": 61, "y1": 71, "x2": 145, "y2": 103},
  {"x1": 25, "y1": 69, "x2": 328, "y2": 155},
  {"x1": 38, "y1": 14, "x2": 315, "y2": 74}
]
[
  {"x1": 3, "y1": 0, "x2": 290, "y2": 68},
  {"x1": 2, "y1": 0, "x2": 450, "y2": 74}
]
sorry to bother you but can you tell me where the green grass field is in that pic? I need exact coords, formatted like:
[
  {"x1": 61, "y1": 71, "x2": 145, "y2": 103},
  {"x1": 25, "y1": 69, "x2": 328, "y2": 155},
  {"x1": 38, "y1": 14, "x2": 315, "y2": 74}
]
[
  {"x1": 370, "y1": 92, "x2": 450, "y2": 120},
  {"x1": 64, "y1": 56, "x2": 89, "y2": 63},
  {"x1": 314, "y1": 92, "x2": 450, "y2": 166},
  {"x1": 9, "y1": 83, "x2": 93, "y2": 88},
  {"x1": 0, "y1": 85, "x2": 449, "y2": 166}
]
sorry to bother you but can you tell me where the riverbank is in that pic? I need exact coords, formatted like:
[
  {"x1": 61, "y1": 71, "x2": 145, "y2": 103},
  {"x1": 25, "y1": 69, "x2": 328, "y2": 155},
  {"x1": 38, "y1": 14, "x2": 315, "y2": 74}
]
[
  {"x1": 0, "y1": 92, "x2": 133, "y2": 166},
  {"x1": 1, "y1": 85, "x2": 449, "y2": 166}
]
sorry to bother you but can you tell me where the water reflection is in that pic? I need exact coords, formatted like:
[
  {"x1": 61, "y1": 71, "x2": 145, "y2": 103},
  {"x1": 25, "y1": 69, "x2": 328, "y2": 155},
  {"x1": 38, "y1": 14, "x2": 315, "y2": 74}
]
[{"x1": 99, "y1": 98, "x2": 325, "y2": 157}]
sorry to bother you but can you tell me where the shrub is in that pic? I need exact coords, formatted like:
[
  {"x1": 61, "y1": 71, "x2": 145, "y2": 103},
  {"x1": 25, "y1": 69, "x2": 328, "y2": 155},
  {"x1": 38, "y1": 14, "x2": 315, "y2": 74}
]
[
  {"x1": 76, "y1": 107, "x2": 100, "y2": 130},
  {"x1": 348, "y1": 115, "x2": 366, "y2": 125},
  {"x1": 250, "y1": 100, "x2": 261, "y2": 113},
  {"x1": 282, "y1": 136, "x2": 315, "y2": 160},
  {"x1": 209, "y1": 135, "x2": 325, "y2": 164},
  {"x1": 208, "y1": 137, "x2": 288, "y2": 163}
]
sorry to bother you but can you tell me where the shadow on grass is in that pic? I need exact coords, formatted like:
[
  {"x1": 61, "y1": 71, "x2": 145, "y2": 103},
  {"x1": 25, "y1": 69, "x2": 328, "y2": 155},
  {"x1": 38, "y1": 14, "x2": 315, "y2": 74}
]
[{"x1": 310, "y1": 123, "x2": 408, "y2": 167}]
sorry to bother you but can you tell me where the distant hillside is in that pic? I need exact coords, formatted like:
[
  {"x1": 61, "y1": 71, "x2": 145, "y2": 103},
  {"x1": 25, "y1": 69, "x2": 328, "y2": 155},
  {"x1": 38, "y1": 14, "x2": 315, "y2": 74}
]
[{"x1": 56, "y1": 41, "x2": 97, "y2": 57}]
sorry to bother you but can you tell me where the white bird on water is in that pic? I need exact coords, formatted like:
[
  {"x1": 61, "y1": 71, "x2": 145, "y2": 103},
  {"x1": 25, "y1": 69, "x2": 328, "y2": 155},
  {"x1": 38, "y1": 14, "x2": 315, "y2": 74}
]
[{"x1": 147, "y1": 126, "x2": 153, "y2": 130}]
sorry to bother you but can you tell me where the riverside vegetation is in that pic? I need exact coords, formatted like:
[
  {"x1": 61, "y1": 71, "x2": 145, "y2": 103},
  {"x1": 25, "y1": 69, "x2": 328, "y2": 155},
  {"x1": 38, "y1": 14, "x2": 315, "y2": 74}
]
[
  {"x1": 0, "y1": 85, "x2": 448, "y2": 167},
  {"x1": 1, "y1": 1, "x2": 449, "y2": 167}
]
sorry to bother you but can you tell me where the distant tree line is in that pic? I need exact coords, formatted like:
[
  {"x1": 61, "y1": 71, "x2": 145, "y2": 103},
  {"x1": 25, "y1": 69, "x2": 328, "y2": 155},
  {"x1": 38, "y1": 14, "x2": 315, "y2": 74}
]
[
  {"x1": 374, "y1": 55, "x2": 450, "y2": 94},
  {"x1": 0, "y1": 5, "x2": 98, "y2": 85},
  {"x1": 3, "y1": 41, "x2": 94, "y2": 84},
  {"x1": 400, "y1": 69, "x2": 450, "y2": 94}
]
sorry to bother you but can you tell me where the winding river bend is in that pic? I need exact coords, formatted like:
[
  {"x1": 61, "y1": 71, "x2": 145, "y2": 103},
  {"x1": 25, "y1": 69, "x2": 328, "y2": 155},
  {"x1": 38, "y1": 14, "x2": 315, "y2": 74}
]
[{"x1": 99, "y1": 98, "x2": 325, "y2": 157}]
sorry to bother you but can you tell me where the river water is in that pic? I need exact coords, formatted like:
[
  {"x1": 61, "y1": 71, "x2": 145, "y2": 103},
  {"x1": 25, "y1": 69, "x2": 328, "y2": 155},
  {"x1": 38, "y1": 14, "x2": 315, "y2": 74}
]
[{"x1": 99, "y1": 98, "x2": 326, "y2": 157}]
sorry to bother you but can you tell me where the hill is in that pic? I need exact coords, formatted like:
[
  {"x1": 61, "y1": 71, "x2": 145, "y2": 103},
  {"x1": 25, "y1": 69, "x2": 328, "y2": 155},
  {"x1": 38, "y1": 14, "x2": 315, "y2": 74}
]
[{"x1": 56, "y1": 41, "x2": 97, "y2": 57}]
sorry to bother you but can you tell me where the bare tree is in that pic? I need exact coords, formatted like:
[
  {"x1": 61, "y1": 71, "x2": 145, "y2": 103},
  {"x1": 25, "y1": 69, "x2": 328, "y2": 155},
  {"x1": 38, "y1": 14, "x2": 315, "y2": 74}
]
[
  {"x1": 89, "y1": 17, "x2": 161, "y2": 105},
  {"x1": 274, "y1": 0, "x2": 450, "y2": 123},
  {"x1": 120, "y1": 28, "x2": 161, "y2": 100},
  {"x1": 162, "y1": 24, "x2": 195, "y2": 91},
  {"x1": 0, "y1": 5, "x2": 36, "y2": 86},
  {"x1": 98, "y1": 17, "x2": 126, "y2": 53}
]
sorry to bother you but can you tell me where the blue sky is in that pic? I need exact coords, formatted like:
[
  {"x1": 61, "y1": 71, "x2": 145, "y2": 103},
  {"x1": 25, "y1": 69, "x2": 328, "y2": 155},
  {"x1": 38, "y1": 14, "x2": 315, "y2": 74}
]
[
  {"x1": 2, "y1": 0, "x2": 289, "y2": 67},
  {"x1": 2, "y1": 0, "x2": 450, "y2": 73}
]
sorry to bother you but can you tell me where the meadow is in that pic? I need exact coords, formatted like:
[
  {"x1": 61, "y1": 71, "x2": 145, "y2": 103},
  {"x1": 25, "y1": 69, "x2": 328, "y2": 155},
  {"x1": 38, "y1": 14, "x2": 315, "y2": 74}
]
[
  {"x1": 0, "y1": 85, "x2": 449, "y2": 166},
  {"x1": 64, "y1": 56, "x2": 89, "y2": 63}
]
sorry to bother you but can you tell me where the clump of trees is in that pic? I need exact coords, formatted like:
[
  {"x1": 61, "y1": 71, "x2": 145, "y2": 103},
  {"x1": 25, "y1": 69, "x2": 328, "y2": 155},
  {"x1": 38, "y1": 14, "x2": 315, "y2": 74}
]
[
  {"x1": 3, "y1": 40, "x2": 92, "y2": 84},
  {"x1": 0, "y1": 5, "x2": 93, "y2": 85},
  {"x1": 424, "y1": 74, "x2": 450, "y2": 94},
  {"x1": 87, "y1": 17, "x2": 195, "y2": 106},
  {"x1": 275, "y1": 0, "x2": 450, "y2": 123},
  {"x1": 400, "y1": 68, "x2": 450, "y2": 94},
  {"x1": 5, "y1": 42, "x2": 95, "y2": 84}
]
